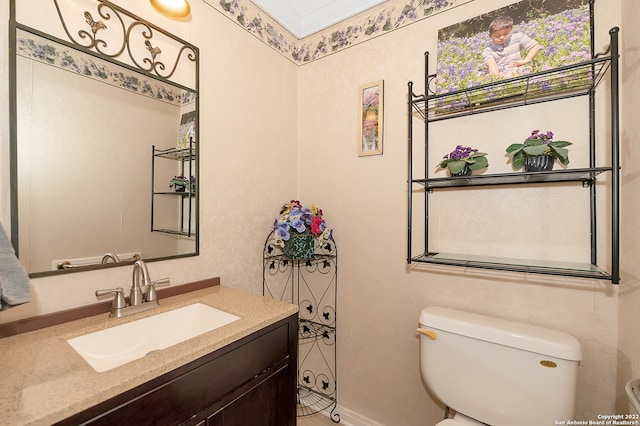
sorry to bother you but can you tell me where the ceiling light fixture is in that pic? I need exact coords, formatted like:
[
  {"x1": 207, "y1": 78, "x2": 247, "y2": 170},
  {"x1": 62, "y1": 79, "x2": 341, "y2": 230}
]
[{"x1": 150, "y1": 0, "x2": 191, "y2": 18}]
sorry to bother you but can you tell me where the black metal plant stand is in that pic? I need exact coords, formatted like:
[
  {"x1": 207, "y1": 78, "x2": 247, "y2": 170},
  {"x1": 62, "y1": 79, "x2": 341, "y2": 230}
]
[{"x1": 263, "y1": 230, "x2": 340, "y2": 422}]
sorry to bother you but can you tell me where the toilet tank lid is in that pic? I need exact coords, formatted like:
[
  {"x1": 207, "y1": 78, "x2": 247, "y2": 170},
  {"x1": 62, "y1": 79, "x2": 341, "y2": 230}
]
[{"x1": 419, "y1": 307, "x2": 582, "y2": 361}]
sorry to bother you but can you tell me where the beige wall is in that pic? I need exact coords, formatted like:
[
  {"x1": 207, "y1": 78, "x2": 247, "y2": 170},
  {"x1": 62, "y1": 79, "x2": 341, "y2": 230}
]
[
  {"x1": 298, "y1": 0, "x2": 626, "y2": 424},
  {"x1": 617, "y1": 0, "x2": 640, "y2": 414},
  {"x1": 1, "y1": 0, "x2": 639, "y2": 425}
]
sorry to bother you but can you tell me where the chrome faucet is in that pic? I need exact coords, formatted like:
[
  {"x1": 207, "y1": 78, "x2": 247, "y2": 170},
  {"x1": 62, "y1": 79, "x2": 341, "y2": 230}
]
[
  {"x1": 130, "y1": 260, "x2": 150, "y2": 306},
  {"x1": 101, "y1": 252, "x2": 121, "y2": 264},
  {"x1": 95, "y1": 260, "x2": 170, "y2": 318}
]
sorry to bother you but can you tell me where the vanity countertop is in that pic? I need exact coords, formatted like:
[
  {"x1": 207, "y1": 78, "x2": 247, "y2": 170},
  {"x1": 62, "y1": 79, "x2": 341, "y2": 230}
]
[{"x1": 0, "y1": 285, "x2": 298, "y2": 426}]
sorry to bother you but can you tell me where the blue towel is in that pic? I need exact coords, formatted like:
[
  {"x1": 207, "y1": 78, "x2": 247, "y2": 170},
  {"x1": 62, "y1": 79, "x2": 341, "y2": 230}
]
[{"x1": 0, "y1": 225, "x2": 31, "y2": 310}]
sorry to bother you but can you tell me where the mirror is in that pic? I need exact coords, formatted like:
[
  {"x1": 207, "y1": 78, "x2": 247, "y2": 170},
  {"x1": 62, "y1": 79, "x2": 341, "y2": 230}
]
[{"x1": 10, "y1": 0, "x2": 199, "y2": 277}]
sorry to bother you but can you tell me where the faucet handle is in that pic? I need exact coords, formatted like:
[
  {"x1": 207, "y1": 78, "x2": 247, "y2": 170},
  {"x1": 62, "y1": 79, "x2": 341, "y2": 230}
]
[
  {"x1": 95, "y1": 287, "x2": 127, "y2": 316},
  {"x1": 145, "y1": 278, "x2": 170, "y2": 302}
]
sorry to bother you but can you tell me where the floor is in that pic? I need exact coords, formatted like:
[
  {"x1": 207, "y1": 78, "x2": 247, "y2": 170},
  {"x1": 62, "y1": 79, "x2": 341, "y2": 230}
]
[{"x1": 297, "y1": 413, "x2": 337, "y2": 425}]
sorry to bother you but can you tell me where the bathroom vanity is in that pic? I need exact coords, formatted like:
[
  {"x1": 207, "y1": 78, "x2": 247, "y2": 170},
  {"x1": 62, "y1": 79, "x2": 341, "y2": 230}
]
[{"x1": 0, "y1": 283, "x2": 298, "y2": 425}]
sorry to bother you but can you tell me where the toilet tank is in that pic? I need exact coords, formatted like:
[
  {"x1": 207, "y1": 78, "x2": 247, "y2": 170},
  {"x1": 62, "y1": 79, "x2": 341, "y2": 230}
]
[{"x1": 419, "y1": 307, "x2": 581, "y2": 426}]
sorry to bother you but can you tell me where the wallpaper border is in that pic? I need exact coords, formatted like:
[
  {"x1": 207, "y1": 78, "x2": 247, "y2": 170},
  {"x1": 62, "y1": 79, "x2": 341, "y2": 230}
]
[{"x1": 204, "y1": 0, "x2": 474, "y2": 65}]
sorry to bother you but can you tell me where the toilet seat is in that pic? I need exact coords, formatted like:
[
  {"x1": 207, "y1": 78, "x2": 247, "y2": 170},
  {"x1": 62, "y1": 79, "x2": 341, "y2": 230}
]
[{"x1": 435, "y1": 413, "x2": 486, "y2": 425}]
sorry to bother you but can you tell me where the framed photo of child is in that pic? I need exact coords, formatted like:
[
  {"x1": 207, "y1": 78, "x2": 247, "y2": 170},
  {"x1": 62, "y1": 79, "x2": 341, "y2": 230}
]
[
  {"x1": 358, "y1": 80, "x2": 384, "y2": 157},
  {"x1": 435, "y1": 0, "x2": 592, "y2": 103}
]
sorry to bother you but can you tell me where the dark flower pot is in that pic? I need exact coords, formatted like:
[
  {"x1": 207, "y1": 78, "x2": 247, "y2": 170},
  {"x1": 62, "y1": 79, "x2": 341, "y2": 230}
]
[
  {"x1": 524, "y1": 155, "x2": 555, "y2": 172},
  {"x1": 451, "y1": 164, "x2": 472, "y2": 177},
  {"x1": 174, "y1": 184, "x2": 186, "y2": 192}
]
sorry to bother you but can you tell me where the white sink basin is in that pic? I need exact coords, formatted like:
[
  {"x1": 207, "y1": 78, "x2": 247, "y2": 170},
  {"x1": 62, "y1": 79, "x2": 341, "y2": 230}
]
[{"x1": 67, "y1": 303, "x2": 240, "y2": 372}]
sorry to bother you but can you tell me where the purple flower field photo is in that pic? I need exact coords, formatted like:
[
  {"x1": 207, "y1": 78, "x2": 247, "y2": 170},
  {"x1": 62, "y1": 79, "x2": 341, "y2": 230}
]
[{"x1": 433, "y1": 0, "x2": 591, "y2": 111}]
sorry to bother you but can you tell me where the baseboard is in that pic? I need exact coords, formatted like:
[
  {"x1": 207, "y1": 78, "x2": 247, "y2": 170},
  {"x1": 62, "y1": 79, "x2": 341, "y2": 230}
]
[{"x1": 312, "y1": 404, "x2": 385, "y2": 426}]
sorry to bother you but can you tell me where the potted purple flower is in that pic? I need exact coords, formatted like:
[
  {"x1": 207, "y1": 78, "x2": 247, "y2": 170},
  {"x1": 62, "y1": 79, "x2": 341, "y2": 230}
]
[
  {"x1": 437, "y1": 145, "x2": 489, "y2": 176},
  {"x1": 273, "y1": 200, "x2": 332, "y2": 260},
  {"x1": 169, "y1": 175, "x2": 195, "y2": 192},
  {"x1": 506, "y1": 130, "x2": 572, "y2": 172}
]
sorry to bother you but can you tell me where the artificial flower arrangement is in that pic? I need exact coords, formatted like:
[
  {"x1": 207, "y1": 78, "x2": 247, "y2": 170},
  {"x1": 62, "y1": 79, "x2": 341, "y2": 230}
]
[
  {"x1": 437, "y1": 145, "x2": 489, "y2": 175},
  {"x1": 506, "y1": 130, "x2": 572, "y2": 170},
  {"x1": 169, "y1": 175, "x2": 196, "y2": 192},
  {"x1": 273, "y1": 200, "x2": 332, "y2": 250}
]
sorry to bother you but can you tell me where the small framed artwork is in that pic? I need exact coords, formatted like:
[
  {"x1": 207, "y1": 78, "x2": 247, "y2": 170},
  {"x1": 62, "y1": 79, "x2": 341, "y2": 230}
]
[{"x1": 358, "y1": 80, "x2": 384, "y2": 157}]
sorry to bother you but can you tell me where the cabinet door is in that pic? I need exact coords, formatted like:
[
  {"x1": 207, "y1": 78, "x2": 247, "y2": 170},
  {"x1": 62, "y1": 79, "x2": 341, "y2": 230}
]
[{"x1": 206, "y1": 360, "x2": 293, "y2": 426}]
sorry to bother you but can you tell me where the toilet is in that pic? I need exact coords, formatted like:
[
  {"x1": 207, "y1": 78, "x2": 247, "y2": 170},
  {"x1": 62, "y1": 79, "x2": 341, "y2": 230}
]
[{"x1": 418, "y1": 307, "x2": 582, "y2": 426}]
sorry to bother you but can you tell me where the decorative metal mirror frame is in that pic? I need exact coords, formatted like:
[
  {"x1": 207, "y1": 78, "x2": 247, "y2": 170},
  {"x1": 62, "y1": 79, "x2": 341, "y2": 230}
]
[{"x1": 8, "y1": 0, "x2": 200, "y2": 275}]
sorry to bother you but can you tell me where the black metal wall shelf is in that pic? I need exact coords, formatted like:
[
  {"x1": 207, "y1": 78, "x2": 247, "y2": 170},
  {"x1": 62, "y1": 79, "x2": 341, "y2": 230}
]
[
  {"x1": 152, "y1": 191, "x2": 196, "y2": 196},
  {"x1": 412, "y1": 56, "x2": 611, "y2": 123},
  {"x1": 415, "y1": 167, "x2": 611, "y2": 189},
  {"x1": 150, "y1": 227, "x2": 191, "y2": 236},
  {"x1": 153, "y1": 146, "x2": 196, "y2": 161},
  {"x1": 412, "y1": 252, "x2": 612, "y2": 281},
  {"x1": 151, "y1": 141, "x2": 195, "y2": 237},
  {"x1": 263, "y1": 231, "x2": 340, "y2": 422},
  {"x1": 407, "y1": 27, "x2": 620, "y2": 284}
]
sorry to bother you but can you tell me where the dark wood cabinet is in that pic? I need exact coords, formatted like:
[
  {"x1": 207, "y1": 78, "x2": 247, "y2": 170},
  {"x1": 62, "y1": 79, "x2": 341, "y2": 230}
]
[{"x1": 56, "y1": 314, "x2": 298, "y2": 426}]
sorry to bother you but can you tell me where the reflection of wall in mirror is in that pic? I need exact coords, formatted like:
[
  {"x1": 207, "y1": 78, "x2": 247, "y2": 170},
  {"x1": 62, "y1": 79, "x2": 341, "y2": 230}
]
[{"x1": 16, "y1": 57, "x2": 186, "y2": 272}]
